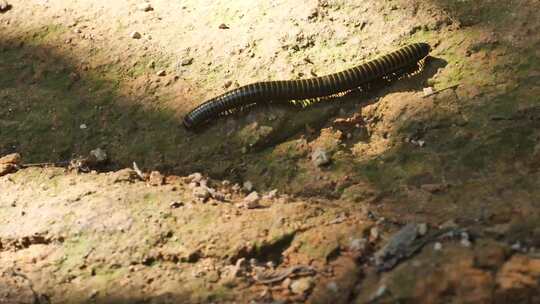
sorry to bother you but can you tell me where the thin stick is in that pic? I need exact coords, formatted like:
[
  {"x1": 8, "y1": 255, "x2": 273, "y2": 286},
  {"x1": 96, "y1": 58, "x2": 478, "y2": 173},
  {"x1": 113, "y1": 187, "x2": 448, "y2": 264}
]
[
  {"x1": 21, "y1": 161, "x2": 70, "y2": 168},
  {"x1": 423, "y1": 84, "x2": 460, "y2": 98},
  {"x1": 133, "y1": 162, "x2": 145, "y2": 180}
]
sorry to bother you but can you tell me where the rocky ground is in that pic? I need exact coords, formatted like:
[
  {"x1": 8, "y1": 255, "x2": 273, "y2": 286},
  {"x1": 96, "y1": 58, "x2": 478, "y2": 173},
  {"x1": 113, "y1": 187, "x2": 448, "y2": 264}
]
[{"x1": 1, "y1": 0, "x2": 540, "y2": 303}]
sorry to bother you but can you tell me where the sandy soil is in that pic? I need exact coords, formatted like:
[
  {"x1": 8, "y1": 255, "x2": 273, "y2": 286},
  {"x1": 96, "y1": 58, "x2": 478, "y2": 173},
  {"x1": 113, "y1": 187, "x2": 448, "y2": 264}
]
[{"x1": 1, "y1": 0, "x2": 540, "y2": 303}]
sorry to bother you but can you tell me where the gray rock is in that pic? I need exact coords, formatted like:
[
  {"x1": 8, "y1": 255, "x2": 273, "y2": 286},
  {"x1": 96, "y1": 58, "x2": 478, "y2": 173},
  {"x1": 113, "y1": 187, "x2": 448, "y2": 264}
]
[
  {"x1": 156, "y1": 70, "x2": 166, "y2": 76},
  {"x1": 89, "y1": 148, "x2": 107, "y2": 163},
  {"x1": 311, "y1": 148, "x2": 330, "y2": 166},
  {"x1": 374, "y1": 223, "x2": 418, "y2": 270}
]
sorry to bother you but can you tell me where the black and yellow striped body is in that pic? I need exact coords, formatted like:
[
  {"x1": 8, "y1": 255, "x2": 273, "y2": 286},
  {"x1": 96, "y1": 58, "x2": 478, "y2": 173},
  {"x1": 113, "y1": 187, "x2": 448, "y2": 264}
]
[{"x1": 183, "y1": 42, "x2": 431, "y2": 129}]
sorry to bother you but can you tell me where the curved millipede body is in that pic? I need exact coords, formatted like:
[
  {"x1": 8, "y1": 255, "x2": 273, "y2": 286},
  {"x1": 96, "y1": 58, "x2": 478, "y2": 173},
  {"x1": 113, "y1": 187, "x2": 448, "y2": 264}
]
[{"x1": 183, "y1": 42, "x2": 431, "y2": 130}]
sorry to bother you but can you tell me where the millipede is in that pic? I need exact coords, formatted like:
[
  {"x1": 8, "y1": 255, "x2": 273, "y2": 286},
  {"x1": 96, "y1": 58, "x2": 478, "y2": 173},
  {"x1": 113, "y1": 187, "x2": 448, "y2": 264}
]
[{"x1": 183, "y1": 42, "x2": 431, "y2": 130}]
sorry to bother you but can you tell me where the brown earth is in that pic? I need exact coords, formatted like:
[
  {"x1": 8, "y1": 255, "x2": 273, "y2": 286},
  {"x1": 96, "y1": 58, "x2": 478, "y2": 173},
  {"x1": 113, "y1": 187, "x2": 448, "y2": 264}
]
[{"x1": 1, "y1": 0, "x2": 540, "y2": 303}]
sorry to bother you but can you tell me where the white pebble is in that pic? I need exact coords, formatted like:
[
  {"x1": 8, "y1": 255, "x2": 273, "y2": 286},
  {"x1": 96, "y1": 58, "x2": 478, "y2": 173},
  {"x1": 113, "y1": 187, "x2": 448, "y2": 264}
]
[
  {"x1": 243, "y1": 181, "x2": 253, "y2": 192},
  {"x1": 417, "y1": 223, "x2": 428, "y2": 236}
]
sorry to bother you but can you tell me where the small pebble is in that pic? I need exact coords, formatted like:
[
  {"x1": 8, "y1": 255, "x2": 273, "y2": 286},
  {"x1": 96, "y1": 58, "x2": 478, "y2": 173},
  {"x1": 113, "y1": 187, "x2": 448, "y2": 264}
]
[
  {"x1": 242, "y1": 191, "x2": 260, "y2": 208},
  {"x1": 311, "y1": 148, "x2": 330, "y2": 167},
  {"x1": 80, "y1": 123, "x2": 88, "y2": 129},
  {"x1": 243, "y1": 181, "x2": 253, "y2": 192},
  {"x1": 423, "y1": 87, "x2": 434, "y2": 97},
  {"x1": 349, "y1": 238, "x2": 367, "y2": 252},
  {"x1": 417, "y1": 223, "x2": 428, "y2": 236},
  {"x1": 223, "y1": 80, "x2": 233, "y2": 89},
  {"x1": 156, "y1": 70, "x2": 166, "y2": 76},
  {"x1": 181, "y1": 58, "x2": 194, "y2": 66},
  {"x1": 169, "y1": 201, "x2": 183, "y2": 208},
  {"x1": 290, "y1": 277, "x2": 314, "y2": 295},
  {"x1": 326, "y1": 281, "x2": 339, "y2": 293},
  {"x1": 0, "y1": 0, "x2": 11, "y2": 12},
  {"x1": 131, "y1": 31, "x2": 142, "y2": 39},
  {"x1": 218, "y1": 23, "x2": 229, "y2": 29},
  {"x1": 187, "y1": 172, "x2": 204, "y2": 183},
  {"x1": 138, "y1": 2, "x2": 153, "y2": 12},
  {"x1": 461, "y1": 238, "x2": 472, "y2": 247},
  {"x1": 262, "y1": 189, "x2": 278, "y2": 200},
  {"x1": 370, "y1": 227, "x2": 379, "y2": 241},
  {"x1": 89, "y1": 148, "x2": 107, "y2": 163},
  {"x1": 193, "y1": 186, "x2": 211, "y2": 200},
  {"x1": 148, "y1": 171, "x2": 164, "y2": 186},
  {"x1": 281, "y1": 278, "x2": 292, "y2": 289},
  {"x1": 434, "y1": 242, "x2": 442, "y2": 251}
]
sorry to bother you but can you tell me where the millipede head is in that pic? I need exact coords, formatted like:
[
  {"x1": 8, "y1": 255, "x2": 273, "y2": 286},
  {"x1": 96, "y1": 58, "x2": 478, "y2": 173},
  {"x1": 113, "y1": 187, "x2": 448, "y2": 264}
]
[{"x1": 183, "y1": 115, "x2": 195, "y2": 130}]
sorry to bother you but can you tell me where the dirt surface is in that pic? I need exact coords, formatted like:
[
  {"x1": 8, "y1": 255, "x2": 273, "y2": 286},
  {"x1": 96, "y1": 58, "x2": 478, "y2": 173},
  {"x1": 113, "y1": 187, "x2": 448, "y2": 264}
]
[{"x1": 1, "y1": 0, "x2": 540, "y2": 303}]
